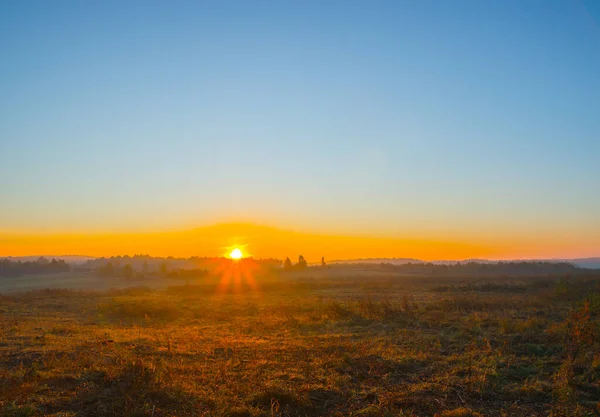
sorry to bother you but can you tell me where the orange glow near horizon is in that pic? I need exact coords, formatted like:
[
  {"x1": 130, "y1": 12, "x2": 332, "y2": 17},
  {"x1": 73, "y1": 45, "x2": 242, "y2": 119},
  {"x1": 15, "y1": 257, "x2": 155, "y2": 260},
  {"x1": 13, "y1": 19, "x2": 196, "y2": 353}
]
[{"x1": 0, "y1": 222, "x2": 598, "y2": 261}]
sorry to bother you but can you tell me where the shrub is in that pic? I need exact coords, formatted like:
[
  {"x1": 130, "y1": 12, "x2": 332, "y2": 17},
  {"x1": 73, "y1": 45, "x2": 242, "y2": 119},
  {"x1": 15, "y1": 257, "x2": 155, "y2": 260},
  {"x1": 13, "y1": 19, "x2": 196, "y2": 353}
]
[{"x1": 564, "y1": 301, "x2": 595, "y2": 354}]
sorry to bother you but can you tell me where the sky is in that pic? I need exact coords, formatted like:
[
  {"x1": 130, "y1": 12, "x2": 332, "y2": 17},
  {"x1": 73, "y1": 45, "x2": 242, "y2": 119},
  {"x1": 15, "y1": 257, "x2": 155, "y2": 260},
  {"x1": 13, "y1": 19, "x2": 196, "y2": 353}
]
[{"x1": 1, "y1": 1, "x2": 599, "y2": 260}]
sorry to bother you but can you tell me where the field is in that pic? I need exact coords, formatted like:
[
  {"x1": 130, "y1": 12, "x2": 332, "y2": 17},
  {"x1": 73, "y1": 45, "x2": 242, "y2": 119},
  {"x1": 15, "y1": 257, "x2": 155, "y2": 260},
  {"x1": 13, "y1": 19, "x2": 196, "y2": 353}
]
[
  {"x1": 0, "y1": 272, "x2": 185, "y2": 294},
  {"x1": 1, "y1": 270, "x2": 600, "y2": 417}
]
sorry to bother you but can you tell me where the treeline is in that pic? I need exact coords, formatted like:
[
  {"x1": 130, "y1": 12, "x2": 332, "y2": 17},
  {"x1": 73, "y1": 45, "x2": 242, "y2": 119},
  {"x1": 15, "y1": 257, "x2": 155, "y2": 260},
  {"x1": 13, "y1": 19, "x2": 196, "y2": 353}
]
[
  {"x1": 90, "y1": 255, "x2": 283, "y2": 279},
  {"x1": 0, "y1": 257, "x2": 70, "y2": 277},
  {"x1": 85, "y1": 254, "x2": 282, "y2": 273},
  {"x1": 340, "y1": 261, "x2": 589, "y2": 277},
  {"x1": 282, "y1": 255, "x2": 328, "y2": 271}
]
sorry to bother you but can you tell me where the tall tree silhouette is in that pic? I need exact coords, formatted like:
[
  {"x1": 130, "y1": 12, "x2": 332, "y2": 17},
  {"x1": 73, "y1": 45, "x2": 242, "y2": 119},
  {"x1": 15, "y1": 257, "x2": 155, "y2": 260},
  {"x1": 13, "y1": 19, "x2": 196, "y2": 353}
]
[{"x1": 297, "y1": 255, "x2": 307, "y2": 269}]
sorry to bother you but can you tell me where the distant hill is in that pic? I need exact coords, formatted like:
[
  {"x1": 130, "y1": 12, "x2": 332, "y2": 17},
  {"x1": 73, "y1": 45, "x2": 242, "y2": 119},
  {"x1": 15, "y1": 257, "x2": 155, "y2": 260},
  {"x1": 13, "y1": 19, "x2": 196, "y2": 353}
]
[
  {"x1": 329, "y1": 258, "x2": 422, "y2": 265},
  {"x1": 567, "y1": 258, "x2": 600, "y2": 269}
]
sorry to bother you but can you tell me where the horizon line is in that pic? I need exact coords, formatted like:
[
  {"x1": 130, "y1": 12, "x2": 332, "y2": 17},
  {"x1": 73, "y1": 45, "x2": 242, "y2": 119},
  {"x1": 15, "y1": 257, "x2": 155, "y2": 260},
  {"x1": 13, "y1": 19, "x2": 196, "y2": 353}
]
[{"x1": 2, "y1": 254, "x2": 599, "y2": 262}]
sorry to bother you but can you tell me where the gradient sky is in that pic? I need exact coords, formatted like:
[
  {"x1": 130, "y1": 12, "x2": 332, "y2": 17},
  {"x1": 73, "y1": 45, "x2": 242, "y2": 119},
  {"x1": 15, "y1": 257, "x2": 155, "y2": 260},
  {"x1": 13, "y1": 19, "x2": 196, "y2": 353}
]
[{"x1": 1, "y1": 1, "x2": 599, "y2": 259}]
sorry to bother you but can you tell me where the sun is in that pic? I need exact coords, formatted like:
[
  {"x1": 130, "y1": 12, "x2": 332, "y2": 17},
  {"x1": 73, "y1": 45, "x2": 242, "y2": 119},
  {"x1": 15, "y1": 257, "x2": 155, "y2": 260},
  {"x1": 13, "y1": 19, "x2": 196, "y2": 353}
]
[{"x1": 229, "y1": 248, "x2": 243, "y2": 260}]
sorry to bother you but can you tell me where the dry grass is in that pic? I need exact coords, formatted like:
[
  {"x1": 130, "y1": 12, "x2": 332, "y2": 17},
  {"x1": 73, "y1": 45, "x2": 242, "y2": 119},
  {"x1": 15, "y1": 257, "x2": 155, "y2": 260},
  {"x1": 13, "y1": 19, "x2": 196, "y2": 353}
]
[{"x1": 1, "y1": 273, "x2": 600, "y2": 416}]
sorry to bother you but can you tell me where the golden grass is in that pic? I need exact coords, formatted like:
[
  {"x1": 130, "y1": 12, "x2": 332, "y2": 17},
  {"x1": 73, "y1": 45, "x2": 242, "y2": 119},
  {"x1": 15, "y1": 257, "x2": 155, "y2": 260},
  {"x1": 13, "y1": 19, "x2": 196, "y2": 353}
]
[{"x1": 1, "y1": 274, "x2": 599, "y2": 416}]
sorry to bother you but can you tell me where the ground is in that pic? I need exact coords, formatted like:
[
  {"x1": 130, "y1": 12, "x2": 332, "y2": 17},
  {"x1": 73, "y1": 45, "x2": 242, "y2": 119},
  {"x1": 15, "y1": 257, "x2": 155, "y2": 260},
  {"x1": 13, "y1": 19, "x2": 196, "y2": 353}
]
[{"x1": 1, "y1": 271, "x2": 600, "y2": 416}]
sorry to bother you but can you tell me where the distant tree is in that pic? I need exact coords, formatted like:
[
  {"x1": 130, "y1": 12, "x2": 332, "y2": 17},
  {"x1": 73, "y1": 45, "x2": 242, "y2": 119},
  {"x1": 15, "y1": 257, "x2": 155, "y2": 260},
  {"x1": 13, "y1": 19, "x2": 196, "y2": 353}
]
[
  {"x1": 49, "y1": 258, "x2": 69, "y2": 273},
  {"x1": 283, "y1": 257, "x2": 293, "y2": 270},
  {"x1": 96, "y1": 262, "x2": 114, "y2": 277},
  {"x1": 160, "y1": 262, "x2": 168, "y2": 275},
  {"x1": 37, "y1": 256, "x2": 49, "y2": 265},
  {"x1": 321, "y1": 257, "x2": 327, "y2": 268},
  {"x1": 297, "y1": 255, "x2": 307, "y2": 269},
  {"x1": 123, "y1": 264, "x2": 134, "y2": 279}
]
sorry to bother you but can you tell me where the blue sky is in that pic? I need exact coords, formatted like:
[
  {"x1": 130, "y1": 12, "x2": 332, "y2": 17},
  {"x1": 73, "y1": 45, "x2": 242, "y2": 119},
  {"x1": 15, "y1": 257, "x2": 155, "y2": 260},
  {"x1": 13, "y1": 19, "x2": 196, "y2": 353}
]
[{"x1": 1, "y1": 1, "x2": 599, "y2": 253}]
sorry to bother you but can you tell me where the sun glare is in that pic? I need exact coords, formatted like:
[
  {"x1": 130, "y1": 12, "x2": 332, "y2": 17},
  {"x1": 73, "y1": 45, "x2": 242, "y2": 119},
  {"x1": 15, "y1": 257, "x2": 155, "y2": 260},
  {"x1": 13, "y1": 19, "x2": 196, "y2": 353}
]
[{"x1": 229, "y1": 248, "x2": 243, "y2": 259}]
